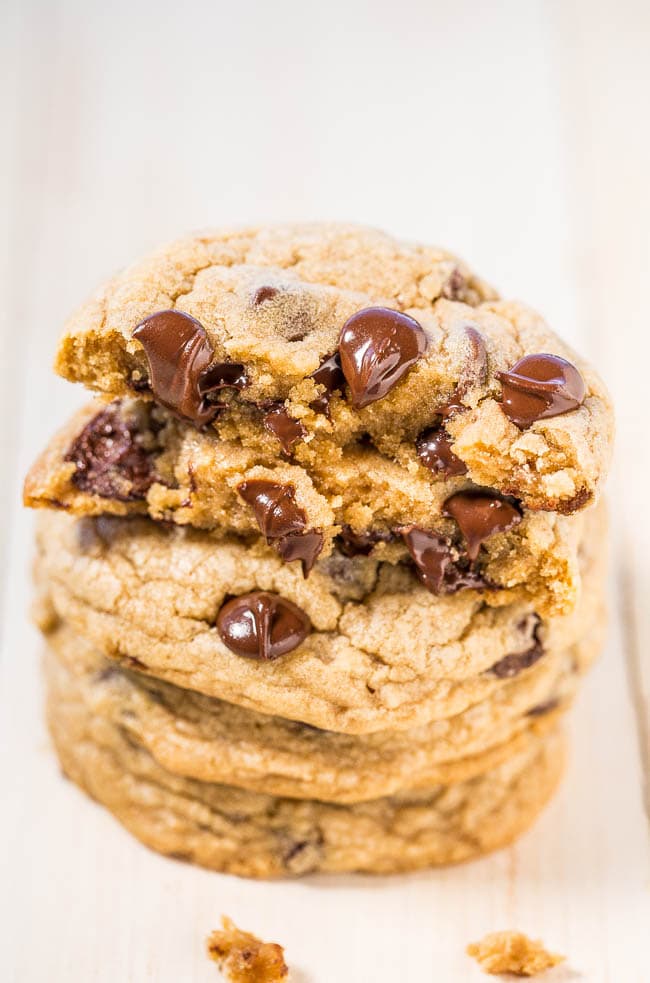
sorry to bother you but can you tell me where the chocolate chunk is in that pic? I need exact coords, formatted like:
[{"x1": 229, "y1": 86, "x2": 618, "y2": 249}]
[
  {"x1": 262, "y1": 404, "x2": 307, "y2": 454},
  {"x1": 65, "y1": 403, "x2": 159, "y2": 501},
  {"x1": 337, "y1": 526, "x2": 396, "y2": 557},
  {"x1": 400, "y1": 526, "x2": 490, "y2": 594},
  {"x1": 237, "y1": 480, "x2": 307, "y2": 540},
  {"x1": 276, "y1": 530, "x2": 324, "y2": 576},
  {"x1": 443, "y1": 489, "x2": 522, "y2": 561},
  {"x1": 133, "y1": 310, "x2": 217, "y2": 425},
  {"x1": 309, "y1": 352, "x2": 345, "y2": 416},
  {"x1": 416, "y1": 427, "x2": 467, "y2": 476},
  {"x1": 489, "y1": 636, "x2": 544, "y2": 678},
  {"x1": 237, "y1": 479, "x2": 324, "y2": 576},
  {"x1": 338, "y1": 307, "x2": 429, "y2": 408},
  {"x1": 497, "y1": 353, "x2": 586, "y2": 428},
  {"x1": 216, "y1": 591, "x2": 311, "y2": 660},
  {"x1": 252, "y1": 285, "x2": 279, "y2": 305},
  {"x1": 526, "y1": 698, "x2": 560, "y2": 718},
  {"x1": 438, "y1": 326, "x2": 489, "y2": 418}
]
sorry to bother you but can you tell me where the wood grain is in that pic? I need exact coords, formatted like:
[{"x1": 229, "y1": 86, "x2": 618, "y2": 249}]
[{"x1": 1, "y1": 1, "x2": 648, "y2": 980}]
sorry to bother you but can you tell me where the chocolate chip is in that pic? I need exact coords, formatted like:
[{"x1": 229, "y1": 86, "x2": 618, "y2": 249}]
[
  {"x1": 252, "y1": 285, "x2": 279, "y2": 305},
  {"x1": 416, "y1": 427, "x2": 467, "y2": 476},
  {"x1": 262, "y1": 403, "x2": 306, "y2": 454},
  {"x1": 92, "y1": 665, "x2": 122, "y2": 683},
  {"x1": 237, "y1": 479, "x2": 324, "y2": 576},
  {"x1": 488, "y1": 629, "x2": 544, "y2": 678},
  {"x1": 336, "y1": 526, "x2": 396, "y2": 557},
  {"x1": 216, "y1": 591, "x2": 311, "y2": 660},
  {"x1": 237, "y1": 480, "x2": 307, "y2": 540},
  {"x1": 283, "y1": 833, "x2": 324, "y2": 874},
  {"x1": 526, "y1": 698, "x2": 560, "y2": 718},
  {"x1": 441, "y1": 267, "x2": 466, "y2": 300},
  {"x1": 438, "y1": 326, "x2": 489, "y2": 418},
  {"x1": 275, "y1": 530, "x2": 324, "y2": 576},
  {"x1": 497, "y1": 353, "x2": 586, "y2": 428},
  {"x1": 400, "y1": 526, "x2": 490, "y2": 594},
  {"x1": 318, "y1": 553, "x2": 369, "y2": 594},
  {"x1": 132, "y1": 310, "x2": 217, "y2": 425},
  {"x1": 129, "y1": 374, "x2": 151, "y2": 393},
  {"x1": 64, "y1": 403, "x2": 159, "y2": 501},
  {"x1": 461, "y1": 326, "x2": 489, "y2": 388},
  {"x1": 309, "y1": 352, "x2": 345, "y2": 416},
  {"x1": 442, "y1": 489, "x2": 522, "y2": 561},
  {"x1": 198, "y1": 361, "x2": 248, "y2": 397},
  {"x1": 338, "y1": 307, "x2": 429, "y2": 408}
]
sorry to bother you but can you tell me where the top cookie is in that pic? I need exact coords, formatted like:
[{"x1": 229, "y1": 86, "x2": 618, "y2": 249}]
[{"x1": 54, "y1": 224, "x2": 612, "y2": 515}]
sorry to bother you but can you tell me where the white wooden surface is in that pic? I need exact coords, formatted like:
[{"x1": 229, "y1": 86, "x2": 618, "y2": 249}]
[{"x1": 1, "y1": 1, "x2": 648, "y2": 980}]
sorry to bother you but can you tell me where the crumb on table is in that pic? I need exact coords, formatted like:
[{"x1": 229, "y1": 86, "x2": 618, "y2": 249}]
[
  {"x1": 467, "y1": 930, "x2": 564, "y2": 976},
  {"x1": 207, "y1": 916, "x2": 288, "y2": 982}
]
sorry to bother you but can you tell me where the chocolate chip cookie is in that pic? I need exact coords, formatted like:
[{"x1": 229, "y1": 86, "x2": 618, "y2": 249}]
[
  {"x1": 42, "y1": 615, "x2": 599, "y2": 803},
  {"x1": 26, "y1": 396, "x2": 596, "y2": 614},
  {"x1": 54, "y1": 225, "x2": 611, "y2": 518},
  {"x1": 26, "y1": 221, "x2": 612, "y2": 880},
  {"x1": 34, "y1": 502, "x2": 606, "y2": 734},
  {"x1": 45, "y1": 649, "x2": 567, "y2": 877}
]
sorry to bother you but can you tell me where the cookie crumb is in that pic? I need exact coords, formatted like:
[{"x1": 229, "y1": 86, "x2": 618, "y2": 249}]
[
  {"x1": 207, "y1": 916, "x2": 288, "y2": 981},
  {"x1": 467, "y1": 931, "x2": 564, "y2": 976}
]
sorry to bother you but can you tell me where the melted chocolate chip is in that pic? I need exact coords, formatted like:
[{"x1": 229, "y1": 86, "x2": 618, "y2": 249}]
[
  {"x1": 64, "y1": 403, "x2": 159, "y2": 501},
  {"x1": 276, "y1": 530, "x2": 324, "y2": 576},
  {"x1": 337, "y1": 526, "x2": 396, "y2": 557},
  {"x1": 497, "y1": 353, "x2": 586, "y2": 428},
  {"x1": 237, "y1": 480, "x2": 307, "y2": 540},
  {"x1": 262, "y1": 404, "x2": 307, "y2": 454},
  {"x1": 442, "y1": 489, "x2": 522, "y2": 561},
  {"x1": 216, "y1": 591, "x2": 311, "y2": 660},
  {"x1": 438, "y1": 326, "x2": 489, "y2": 418},
  {"x1": 400, "y1": 526, "x2": 490, "y2": 594},
  {"x1": 132, "y1": 310, "x2": 217, "y2": 425},
  {"x1": 237, "y1": 479, "x2": 324, "y2": 576},
  {"x1": 252, "y1": 285, "x2": 279, "y2": 305},
  {"x1": 198, "y1": 361, "x2": 248, "y2": 397},
  {"x1": 416, "y1": 427, "x2": 467, "y2": 476},
  {"x1": 338, "y1": 307, "x2": 429, "y2": 408},
  {"x1": 309, "y1": 352, "x2": 345, "y2": 416}
]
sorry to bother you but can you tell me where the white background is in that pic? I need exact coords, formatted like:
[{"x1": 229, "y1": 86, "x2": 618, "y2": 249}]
[{"x1": 1, "y1": 1, "x2": 649, "y2": 980}]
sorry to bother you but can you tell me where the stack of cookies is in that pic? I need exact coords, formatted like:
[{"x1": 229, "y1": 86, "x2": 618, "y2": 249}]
[{"x1": 25, "y1": 224, "x2": 613, "y2": 877}]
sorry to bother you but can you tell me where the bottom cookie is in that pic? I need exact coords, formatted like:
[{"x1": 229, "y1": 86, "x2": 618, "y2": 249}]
[
  {"x1": 46, "y1": 665, "x2": 566, "y2": 878},
  {"x1": 43, "y1": 616, "x2": 585, "y2": 804}
]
